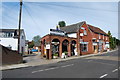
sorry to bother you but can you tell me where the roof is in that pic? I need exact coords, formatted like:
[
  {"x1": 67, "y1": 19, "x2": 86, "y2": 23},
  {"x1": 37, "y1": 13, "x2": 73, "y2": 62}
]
[
  {"x1": 60, "y1": 21, "x2": 85, "y2": 33},
  {"x1": 0, "y1": 29, "x2": 24, "y2": 33},
  {"x1": 60, "y1": 21, "x2": 108, "y2": 36},
  {"x1": 88, "y1": 24, "x2": 108, "y2": 36}
]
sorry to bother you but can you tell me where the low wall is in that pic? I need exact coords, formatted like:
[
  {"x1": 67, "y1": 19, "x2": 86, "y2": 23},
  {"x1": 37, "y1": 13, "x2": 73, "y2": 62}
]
[{"x1": 0, "y1": 44, "x2": 23, "y2": 65}]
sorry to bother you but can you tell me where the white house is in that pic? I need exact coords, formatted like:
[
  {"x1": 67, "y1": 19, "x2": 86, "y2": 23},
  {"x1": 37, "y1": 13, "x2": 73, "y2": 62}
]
[{"x1": 0, "y1": 29, "x2": 26, "y2": 54}]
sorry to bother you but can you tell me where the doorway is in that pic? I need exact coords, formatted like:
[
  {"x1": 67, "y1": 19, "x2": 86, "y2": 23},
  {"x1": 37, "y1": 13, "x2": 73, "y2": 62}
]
[{"x1": 62, "y1": 39, "x2": 69, "y2": 53}]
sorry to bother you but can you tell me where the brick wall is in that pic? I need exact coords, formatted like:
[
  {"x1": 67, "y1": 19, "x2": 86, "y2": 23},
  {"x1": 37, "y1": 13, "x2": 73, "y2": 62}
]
[{"x1": 0, "y1": 45, "x2": 23, "y2": 65}]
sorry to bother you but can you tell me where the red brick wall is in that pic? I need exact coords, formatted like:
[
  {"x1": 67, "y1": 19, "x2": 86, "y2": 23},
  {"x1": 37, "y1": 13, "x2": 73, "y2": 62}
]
[
  {"x1": 1, "y1": 45, "x2": 23, "y2": 65},
  {"x1": 79, "y1": 22, "x2": 109, "y2": 55}
]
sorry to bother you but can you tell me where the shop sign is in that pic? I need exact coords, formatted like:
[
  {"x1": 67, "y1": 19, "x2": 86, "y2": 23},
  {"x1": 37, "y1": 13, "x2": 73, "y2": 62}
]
[
  {"x1": 80, "y1": 33, "x2": 84, "y2": 36},
  {"x1": 46, "y1": 44, "x2": 50, "y2": 49},
  {"x1": 50, "y1": 29, "x2": 65, "y2": 36},
  {"x1": 93, "y1": 42, "x2": 97, "y2": 45},
  {"x1": 80, "y1": 42, "x2": 88, "y2": 44},
  {"x1": 106, "y1": 42, "x2": 109, "y2": 44}
]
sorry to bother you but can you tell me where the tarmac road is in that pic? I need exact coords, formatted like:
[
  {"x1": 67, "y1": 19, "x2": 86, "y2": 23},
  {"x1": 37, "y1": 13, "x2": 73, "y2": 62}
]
[{"x1": 2, "y1": 50, "x2": 119, "y2": 78}]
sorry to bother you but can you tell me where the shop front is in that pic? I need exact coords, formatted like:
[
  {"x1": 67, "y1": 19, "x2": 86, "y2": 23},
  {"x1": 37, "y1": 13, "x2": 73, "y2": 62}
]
[{"x1": 40, "y1": 34, "x2": 77, "y2": 59}]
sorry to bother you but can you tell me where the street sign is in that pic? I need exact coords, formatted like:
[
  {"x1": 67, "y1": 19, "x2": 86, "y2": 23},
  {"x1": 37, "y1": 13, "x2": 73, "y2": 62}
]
[{"x1": 46, "y1": 44, "x2": 50, "y2": 49}]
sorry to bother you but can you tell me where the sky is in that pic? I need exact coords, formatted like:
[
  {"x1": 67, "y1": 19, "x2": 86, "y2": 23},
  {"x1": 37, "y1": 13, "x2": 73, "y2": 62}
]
[{"x1": 1, "y1": 1, "x2": 119, "y2": 40}]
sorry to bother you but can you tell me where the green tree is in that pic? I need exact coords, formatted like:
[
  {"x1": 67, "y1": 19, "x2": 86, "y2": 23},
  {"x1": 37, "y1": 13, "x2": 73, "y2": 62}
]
[
  {"x1": 108, "y1": 31, "x2": 117, "y2": 50},
  {"x1": 33, "y1": 35, "x2": 41, "y2": 46},
  {"x1": 28, "y1": 40, "x2": 34, "y2": 48},
  {"x1": 116, "y1": 39, "x2": 120, "y2": 46},
  {"x1": 58, "y1": 21, "x2": 66, "y2": 27}
]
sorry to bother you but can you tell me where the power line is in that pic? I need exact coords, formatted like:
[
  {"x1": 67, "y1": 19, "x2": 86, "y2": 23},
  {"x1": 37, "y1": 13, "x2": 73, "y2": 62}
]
[
  {"x1": 22, "y1": 4, "x2": 42, "y2": 30},
  {"x1": 24, "y1": 2, "x2": 112, "y2": 24},
  {"x1": 27, "y1": 2, "x2": 118, "y2": 13},
  {"x1": 2, "y1": 3, "x2": 20, "y2": 28}
]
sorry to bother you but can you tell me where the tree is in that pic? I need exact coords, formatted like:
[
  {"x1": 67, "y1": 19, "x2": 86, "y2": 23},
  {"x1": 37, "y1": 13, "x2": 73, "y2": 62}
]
[
  {"x1": 28, "y1": 40, "x2": 34, "y2": 48},
  {"x1": 58, "y1": 21, "x2": 66, "y2": 27},
  {"x1": 108, "y1": 31, "x2": 116, "y2": 50},
  {"x1": 116, "y1": 39, "x2": 120, "y2": 46},
  {"x1": 33, "y1": 35, "x2": 41, "y2": 46}
]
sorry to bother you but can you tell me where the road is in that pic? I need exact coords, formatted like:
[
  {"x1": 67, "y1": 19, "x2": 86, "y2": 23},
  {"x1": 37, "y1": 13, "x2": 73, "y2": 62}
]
[{"x1": 2, "y1": 50, "x2": 119, "y2": 78}]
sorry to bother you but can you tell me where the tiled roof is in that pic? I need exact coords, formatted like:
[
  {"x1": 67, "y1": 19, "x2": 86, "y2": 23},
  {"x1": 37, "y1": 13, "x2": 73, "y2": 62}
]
[
  {"x1": 60, "y1": 21, "x2": 84, "y2": 33},
  {"x1": 88, "y1": 24, "x2": 108, "y2": 36}
]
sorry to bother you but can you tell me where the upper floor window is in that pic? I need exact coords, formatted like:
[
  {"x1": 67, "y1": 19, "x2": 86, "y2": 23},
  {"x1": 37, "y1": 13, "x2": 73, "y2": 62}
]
[
  {"x1": 106, "y1": 37, "x2": 108, "y2": 40},
  {"x1": 98, "y1": 34, "x2": 101, "y2": 39},
  {"x1": 103, "y1": 35, "x2": 104, "y2": 39},
  {"x1": 22, "y1": 35, "x2": 24, "y2": 39},
  {"x1": 83, "y1": 30, "x2": 87, "y2": 35},
  {"x1": 0, "y1": 32, "x2": 13, "y2": 38}
]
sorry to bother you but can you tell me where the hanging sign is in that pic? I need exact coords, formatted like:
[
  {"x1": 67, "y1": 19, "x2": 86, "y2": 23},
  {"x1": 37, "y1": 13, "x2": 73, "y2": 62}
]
[{"x1": 46, "y1": 44, "x2": 50, "y2": 49}]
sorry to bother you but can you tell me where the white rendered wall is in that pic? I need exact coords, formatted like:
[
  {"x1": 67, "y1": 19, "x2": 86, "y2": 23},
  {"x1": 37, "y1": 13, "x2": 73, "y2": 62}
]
[
  {"x1": 19, "y1": 32, "x2": 26, "y2": 53},
  {"x1": 68, "y1": 33, "x2": 77, "y2": 38},
  {"x1": 0, "y1": 38, "x2": 18, "y2": 50}
]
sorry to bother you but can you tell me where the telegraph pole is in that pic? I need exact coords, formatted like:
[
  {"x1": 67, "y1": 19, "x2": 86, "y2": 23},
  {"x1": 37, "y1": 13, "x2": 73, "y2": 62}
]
[{"x1": 18, "y1": 0, "x2": 23, "y2": 55}]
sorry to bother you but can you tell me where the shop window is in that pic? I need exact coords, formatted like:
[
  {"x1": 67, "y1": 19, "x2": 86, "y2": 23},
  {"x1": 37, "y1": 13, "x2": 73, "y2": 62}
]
[{"x1": 81, "y1": 44, "x2": 88, "y2": 52}]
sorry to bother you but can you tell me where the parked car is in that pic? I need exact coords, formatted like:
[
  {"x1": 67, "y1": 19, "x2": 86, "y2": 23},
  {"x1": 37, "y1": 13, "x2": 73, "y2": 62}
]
[{"x1": 31, "y1": 49, "x2": 38, "y2": 52}]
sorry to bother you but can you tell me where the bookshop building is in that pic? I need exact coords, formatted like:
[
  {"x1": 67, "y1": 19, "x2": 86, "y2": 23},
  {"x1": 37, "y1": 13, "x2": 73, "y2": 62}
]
[{"x1": 40, "y1": 21, "x2": 110, "y2": 59}]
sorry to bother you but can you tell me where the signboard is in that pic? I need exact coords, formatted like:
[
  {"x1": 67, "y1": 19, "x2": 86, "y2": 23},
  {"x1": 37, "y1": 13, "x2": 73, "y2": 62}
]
[
  {"x1": 80, "y1": 33, "x2": 84, "y2": 36},
  {"x1": 106, "y1": 42, "x2": 109, "y2": 44},
  {"x1": 50, "y1": 29, "x2": 66, "y2": 36},
  {"x1": 80, "y1": 42, "x2": 88, "y2": 44},
  {"x1": 93, "y1": 42, "x2": 97, "y2": 45},
  {"x1": 46, "y1": 44, "x2": 50, "y2": 49}
]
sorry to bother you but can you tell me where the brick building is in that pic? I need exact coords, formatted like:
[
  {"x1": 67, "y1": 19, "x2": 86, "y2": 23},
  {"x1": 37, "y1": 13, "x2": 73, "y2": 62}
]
[{"x1": 40, "y1": 21, "x2": 110, "y2": 59}]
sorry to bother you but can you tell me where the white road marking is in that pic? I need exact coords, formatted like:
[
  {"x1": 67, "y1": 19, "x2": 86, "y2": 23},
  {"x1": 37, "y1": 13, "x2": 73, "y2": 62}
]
[
  {"x1": 44, "y1": 67, "x2": 59, "y2": 71},
  {"x1": 112, "y1": 69, "x2": 118, "y2": 72},
  {"x1": 61, "y1": 64, "x2": 74, "y2": 68},
  {"x1": 32, "y1": 64, "x2": 74, "y2": 73},
  {"x1": 91, "y1": 61, "x2": 115, "y2": 66},
  {"x1": 100, "y1": 74, "x2": 108, "y2": 78},
  {"x1": 88, "y1": 60, "x2": 93, "y2": 62},
  {"x1": 32, "y1": 70, "x2": 44, "y2": 73},
  {"x1": 32, "y1": 67, "x2": 59, "y2": 73}
]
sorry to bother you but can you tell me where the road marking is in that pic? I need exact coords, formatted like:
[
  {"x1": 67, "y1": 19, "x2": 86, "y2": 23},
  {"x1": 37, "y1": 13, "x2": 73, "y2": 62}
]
[
  {"x1": 44, "y1": 67, "x2": 59, "y2": 71},
  {"x1": 32, "y1": 70, "x2": 44, "y2": 73},
  {"x1": 32, "y1": 67, "x2": 59, "y2": 73},
  {"x1": 88, "y1": 60, "x2": 93, "y2": 62},
  {"x1": 112, "y1": 69, "x2": 118, "y2": 72},
  {"x1": 100, "y1": 74, "x2": 108, "y2": 78},
  {"x1": 91, "y1": 61, "x2": 115, "y2": 66},
  {"x1": 61, "y1": 64, "x2": 74, "y2": 68}
]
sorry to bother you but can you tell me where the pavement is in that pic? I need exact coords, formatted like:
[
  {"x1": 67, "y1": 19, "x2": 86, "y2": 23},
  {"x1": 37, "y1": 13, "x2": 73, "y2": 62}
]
[
  {"x1": 0, "y1": 49, "x2": 118, "y2": 71},
  {"x1": 2, "y1": 49, "x2": 119, "y2": 78}
]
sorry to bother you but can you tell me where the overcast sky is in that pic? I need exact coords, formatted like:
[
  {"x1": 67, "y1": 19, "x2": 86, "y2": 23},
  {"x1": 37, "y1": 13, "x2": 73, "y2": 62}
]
[{"x1": 1, "y1": 1, "x2": 118, "y2": 40}]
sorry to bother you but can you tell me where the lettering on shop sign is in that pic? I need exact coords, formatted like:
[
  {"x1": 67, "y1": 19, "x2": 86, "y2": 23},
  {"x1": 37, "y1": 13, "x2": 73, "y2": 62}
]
[{"x1": 50, "y1": 29, "x2": 66, "y2": 36}]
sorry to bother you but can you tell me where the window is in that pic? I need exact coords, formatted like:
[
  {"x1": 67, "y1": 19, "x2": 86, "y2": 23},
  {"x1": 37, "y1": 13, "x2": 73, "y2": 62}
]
[
  {"x1": 3, "y1": 32, "x2": 13, "y2": 38},
  {"x1": 84, "y1": 30, "x2": 87, "y2": 35},
  {"x1": 98, "y1": 34, "x2": 101, "y2": 39},
  {"x1": 106, "y1": 37, "x2": 108, "y2": 40},
  {"x1": 22, "y1": 35, "x2": 24, "y2": 39},
  {"x1": 103, "y1": 35, "x2": 104, "y2": 39},
  {"x1": 81, "y1": 44, "x2": 88, "y2": 52},
  {"x1": 92, "y1": 39, "x2": 96, "y2": 42}
]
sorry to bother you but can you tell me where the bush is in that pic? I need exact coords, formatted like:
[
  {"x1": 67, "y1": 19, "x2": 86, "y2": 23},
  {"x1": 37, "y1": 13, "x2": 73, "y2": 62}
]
[
  {"x1": 53, "y1": 53, "x2": 58, "y2": 56},
  {"x1": 64, "y1": 51, "x2": 68, "y2": 55}
]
